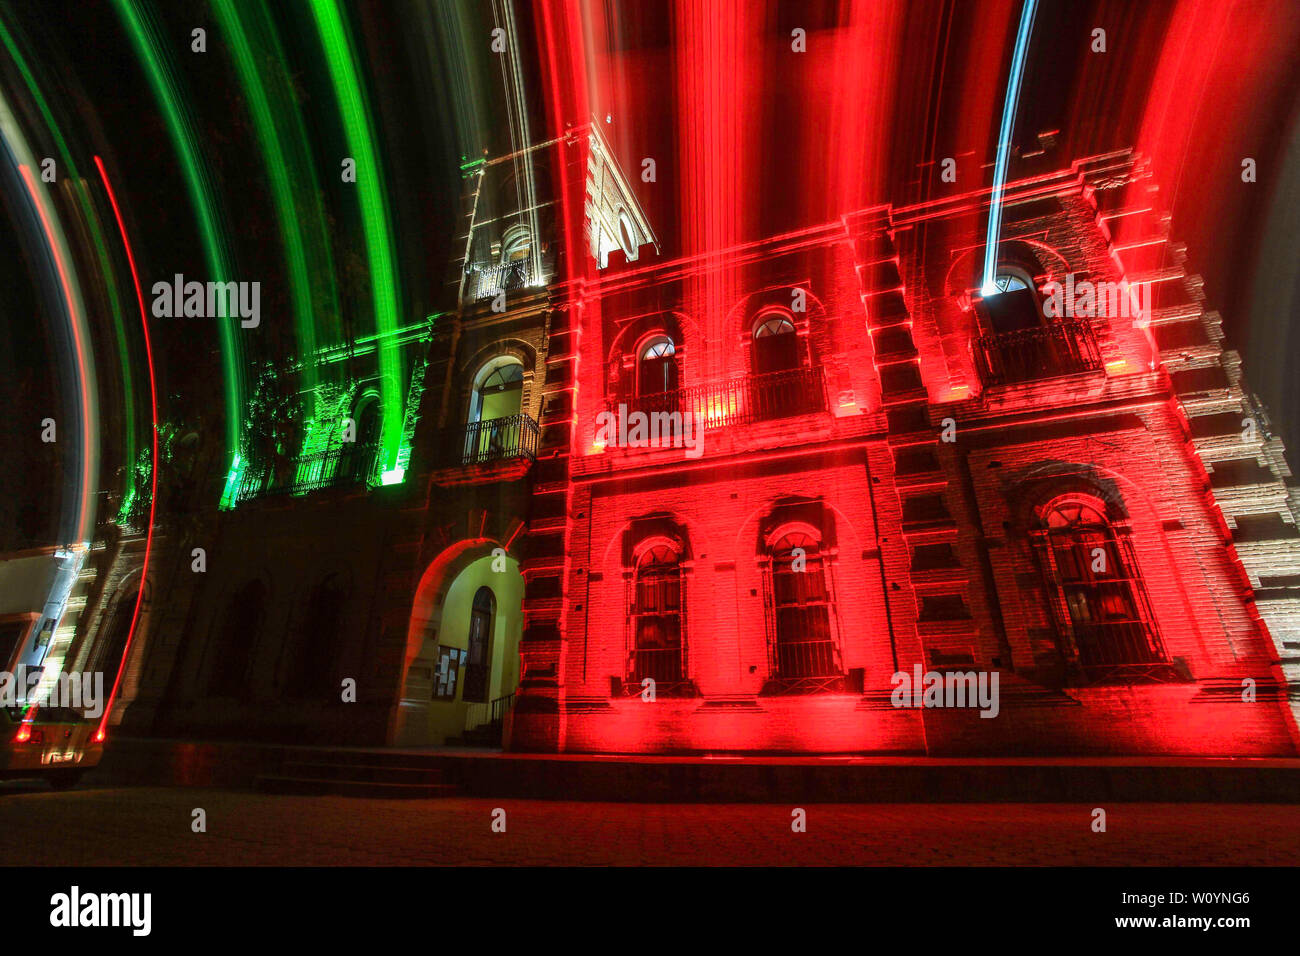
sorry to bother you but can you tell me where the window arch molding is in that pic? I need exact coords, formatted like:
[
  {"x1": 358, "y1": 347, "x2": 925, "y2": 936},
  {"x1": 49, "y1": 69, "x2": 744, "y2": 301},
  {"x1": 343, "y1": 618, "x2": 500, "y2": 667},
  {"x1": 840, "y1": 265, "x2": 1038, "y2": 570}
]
[
  {"x1": 500, "y1": 224, "x2": 532, "y2": 265},
  {"x1": 759, "y1": 519, "x2": 832, "y2": 562},
  {"x1": 633, "y1": 331, "x2": 678, "y2": 399},
  {"x1": 1029, "y1": 493, "x2": 1172, "y2": 683},
  {"x1": 624, "y1": 535, "x2": 693, "y2": 696},
  {"x1": 758, "y1": 522, "x2": 845, "y2": 693}
]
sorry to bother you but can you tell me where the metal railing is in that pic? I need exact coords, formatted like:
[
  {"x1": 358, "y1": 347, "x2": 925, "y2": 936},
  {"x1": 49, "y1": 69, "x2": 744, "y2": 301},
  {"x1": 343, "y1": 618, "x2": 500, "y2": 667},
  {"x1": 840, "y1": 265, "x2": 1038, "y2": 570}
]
[
  {"x1": 1070, "y1": 620, "x2": 1165, "y2": 669},
  {"x1": 464, "y1": 690, "x2": 517, "y2": 734},
  {"x1": 627, "y1": 646, "x2": 686, "y2": 685},
  {"x1": 974, "y1": 320, "x2": 1103, "y2": 387},
  {"x1": 772, "y1": 638, "x2": 841, "y2": 680},
  {"x1": 464, "y1": 256, "x2": 553, "y2": 302},
  {"x1": 458, "y1": 414, "x2": 539, "y2": 465},
  {"x1": 615, "y1": 366, "x2": 826, "y2": 430},
  {"x1": 235, "y1": 442, "x2": 378, "y2": 503}
]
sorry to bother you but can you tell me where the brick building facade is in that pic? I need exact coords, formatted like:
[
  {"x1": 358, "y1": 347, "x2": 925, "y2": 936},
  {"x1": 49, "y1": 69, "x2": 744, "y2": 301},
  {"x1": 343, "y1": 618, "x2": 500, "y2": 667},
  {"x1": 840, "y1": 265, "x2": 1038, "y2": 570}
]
[
  {"x1": 77, "y1": 135, "x2": 1300, "y2": 757},
  {"x1": 508, "y1": 146, "x2": 1300, "y2": 756}
]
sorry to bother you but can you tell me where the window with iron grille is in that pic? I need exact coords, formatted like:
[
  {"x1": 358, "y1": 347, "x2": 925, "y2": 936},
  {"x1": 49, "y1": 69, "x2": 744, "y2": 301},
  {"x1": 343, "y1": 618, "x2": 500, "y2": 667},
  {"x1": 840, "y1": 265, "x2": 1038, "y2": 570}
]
[
  {"x1": 627, "y1": 544, "x2": 689, "y2": 691},
  {"x1": 762, "y1": 531, "x2": 844, "y2": 693},
  {"x1": 1035, "y1": 500, "x2": 1172, "y2": 682}
]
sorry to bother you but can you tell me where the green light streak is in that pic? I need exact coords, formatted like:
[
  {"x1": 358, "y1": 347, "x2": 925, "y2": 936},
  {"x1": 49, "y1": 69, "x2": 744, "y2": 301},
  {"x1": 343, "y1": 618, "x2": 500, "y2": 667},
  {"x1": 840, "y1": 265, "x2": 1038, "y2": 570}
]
[
  {"x1": 309, "y1": 0, "x2": 404, "y2": 469},
  {"x1": 212, "y1": 0, "x2": 315, "y2": 385},
  {"x1": 213, "y1": 0, "x2": 344, "y2": 387},
  {"x1": 111, "y1": 0, "x2": 243, "y2": 459}
]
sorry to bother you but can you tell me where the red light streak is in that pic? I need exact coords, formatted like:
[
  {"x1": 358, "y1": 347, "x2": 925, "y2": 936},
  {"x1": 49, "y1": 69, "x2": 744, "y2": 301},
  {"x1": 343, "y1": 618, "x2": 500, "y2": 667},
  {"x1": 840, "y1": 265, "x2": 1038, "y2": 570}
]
[{"x1": 93, "y1": 155, "x2": 159, "y2": 744}]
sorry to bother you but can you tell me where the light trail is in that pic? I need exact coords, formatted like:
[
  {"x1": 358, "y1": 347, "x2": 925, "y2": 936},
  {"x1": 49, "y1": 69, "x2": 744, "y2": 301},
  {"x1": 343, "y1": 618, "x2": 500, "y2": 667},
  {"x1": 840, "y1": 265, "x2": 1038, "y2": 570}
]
[
  {"x1": 111, "y1": 0, "x2": 244, "y2": 462},
  {"x1": 309, "y1": 0, "x2": 404, "y2": 474},
  {"x1": 981, "y1": 0, "x2": 1039, "y2": 295},
  {"x1": 92, "y1": 155, "x2": 159, "y2": 744}
]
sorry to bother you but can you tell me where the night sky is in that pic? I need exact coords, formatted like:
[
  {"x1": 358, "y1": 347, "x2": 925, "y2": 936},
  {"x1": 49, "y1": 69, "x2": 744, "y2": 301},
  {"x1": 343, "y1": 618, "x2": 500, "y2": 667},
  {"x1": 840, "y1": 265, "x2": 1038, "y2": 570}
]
[{"x1": 4, "y1": 0, "x2": 1299, "y2": 549}]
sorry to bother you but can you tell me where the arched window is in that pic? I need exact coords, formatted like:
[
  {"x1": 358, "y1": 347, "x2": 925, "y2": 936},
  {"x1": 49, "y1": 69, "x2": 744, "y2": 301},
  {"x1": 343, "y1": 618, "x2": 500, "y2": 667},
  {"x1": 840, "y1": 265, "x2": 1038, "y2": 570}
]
[
  {"x1": 342, "y1": 396, "x2": 380, "y2": 481},
  {"x1": 501, "y1": 225, "x2": 531, "y2": 264},
  {"x1": 629, "y1": 544, "x2": 686, "y2": 688},
  {"x1": 765, "y1": 530, "x2": 842, "y2": 691},
  {"x1": 284, "y1": 574, "x2": 348, "y2": 700},
  {"x1": 207, "y1": 579, "x2": 267, "y2": 697},
  {"x1": 466, "y1": 357, "x2": 525, "y2": 462},
  {"x1": 637, "y1": 336, "x2": 677, "y2": 398},
  {"x1": 979, "y1": 267, "x2": 1041, "y2": 334},
  {"x1": 462, "y1": 587, "x2": 495, "y2": 703},
  {"x1": 752, "y1": 313, "x2": 799, "y2": 374},
  {"x1": 990, "y1": 273, "x2": 1030, "y2": 294},
  {"x1": 1038, "y1": 500, "x2": 1168, "y2": 679},
  {"x1": 469, "y1": 358, "x2": 524, "y2": 424}
]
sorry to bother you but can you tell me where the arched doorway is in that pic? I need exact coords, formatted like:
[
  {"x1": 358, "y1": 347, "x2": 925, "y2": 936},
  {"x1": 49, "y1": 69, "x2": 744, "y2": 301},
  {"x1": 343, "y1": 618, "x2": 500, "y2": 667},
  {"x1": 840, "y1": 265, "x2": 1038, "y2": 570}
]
[
  {"x1": 206, "y1": 579, "x2": 267, "y2": 698},
  {"x1": 283, "y1": 573, "x2": 349, "y2": 700},
  {"x1": 93, "y1": 588, "x2": 139, "y2": 684},
  {"x1": 395, "y1": 542, "x2": 525, "y2": 746},
  {"x1": 462, "y1": 586, "x2": 495, "y2": 703}
]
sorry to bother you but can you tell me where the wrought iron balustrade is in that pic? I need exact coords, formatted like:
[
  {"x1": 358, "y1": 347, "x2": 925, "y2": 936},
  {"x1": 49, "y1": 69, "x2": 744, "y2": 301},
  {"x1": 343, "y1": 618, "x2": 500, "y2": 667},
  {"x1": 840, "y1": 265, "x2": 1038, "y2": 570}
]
[
  {"x1": 234, "y1": 442, "x2": 378, "y2": 504},
  {"x1": 613, "y1": 365, "x2": 827, "y2": 430},
  {"x1": 627, "y1": 646, "x2": 687, "y2": 686},
  {"x1": 464, "y1": 690, "x2": 517, "y2": 734},
  {"x1": 974, "y1": 320, "x2": 1103, "y2": 387},
  {"x1": 464, "y1": 255, "x2": 553, "y2": 302},
  {"x1": 772, "y1": 637, "x2": 841, "y2": 680},
  {"x1": 458, "y1": 413, "x2": 539, "y2": 465}
]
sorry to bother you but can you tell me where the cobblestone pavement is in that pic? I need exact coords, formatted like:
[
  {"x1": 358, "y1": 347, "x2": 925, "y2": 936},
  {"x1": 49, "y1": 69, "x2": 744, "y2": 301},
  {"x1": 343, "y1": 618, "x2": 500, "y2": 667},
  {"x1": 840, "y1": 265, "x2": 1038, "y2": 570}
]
[{"x1": 0, "y1": 783, "x2": 1295, "y2": 866}]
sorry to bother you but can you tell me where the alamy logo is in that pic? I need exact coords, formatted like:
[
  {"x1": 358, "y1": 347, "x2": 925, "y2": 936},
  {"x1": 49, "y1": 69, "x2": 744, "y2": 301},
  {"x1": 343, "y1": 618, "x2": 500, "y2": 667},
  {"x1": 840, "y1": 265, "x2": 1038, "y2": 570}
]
[
  {"x1": 0, "y1": 667, "x2": 103, "y2": 717},
  {"x1": 891, "y1": 666, "x2": 1000, "y2": 718},
  {"x1": 49, "y1": 886, "x2": 151, "y2": 936},
  {"x1": 151, "y1": 274, "x2": 261, "y2": 328},
  {"x1": 1042, "y1": 273, "x2": 1150, "y2": 324},
  {"x1": 594, "y1": 403, "x2": 704, "y2": 459}
]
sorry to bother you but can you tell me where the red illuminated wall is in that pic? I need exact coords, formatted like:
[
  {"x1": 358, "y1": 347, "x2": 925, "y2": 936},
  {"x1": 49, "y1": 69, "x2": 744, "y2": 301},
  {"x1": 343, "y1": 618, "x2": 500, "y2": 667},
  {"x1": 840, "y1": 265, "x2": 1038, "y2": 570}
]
[{"x1": 507, "y1": 148, "x2": 1300, "y2": 757}]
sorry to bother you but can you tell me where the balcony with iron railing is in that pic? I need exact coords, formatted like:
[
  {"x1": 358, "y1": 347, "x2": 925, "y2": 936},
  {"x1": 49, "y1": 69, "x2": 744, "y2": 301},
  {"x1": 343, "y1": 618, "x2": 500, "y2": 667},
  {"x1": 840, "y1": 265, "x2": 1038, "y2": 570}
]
[
  {"x1": 456, "y1": 413, "x2": 540, "y2": 466},
  {"x1": 463, "y1": 255, "x2": 553, "y2": 304},
  {"x1": 1061, "y1": 620, "x2": 1183, "y2": 685},
  {"x1": 624, "y1": 645, "x2": 696, "y2": 697},
  {"x1": 612, "y1": 365, "x2": 827, "y2": 430},
  {"x1": 762, "y1": 637, "x2": 845, "y2": 695},
  {"x1": 234, "y1": 442, "x2": 378, "y2": 504},
  {"x1": 973, "y1": 319, "x2": 1103, "y2": 388}
]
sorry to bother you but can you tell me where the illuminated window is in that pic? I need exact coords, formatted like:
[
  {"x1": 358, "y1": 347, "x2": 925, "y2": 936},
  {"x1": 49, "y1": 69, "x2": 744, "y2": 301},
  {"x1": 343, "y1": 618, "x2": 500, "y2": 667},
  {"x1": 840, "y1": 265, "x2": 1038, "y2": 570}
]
[
  {"x1": 629, "y1": 544, "x2": 686, "y2": 688},
  {"x1": 991, "y1": 273, "x2": 1029, "y2": 294},
  {"x1": 501, "y1": 225, "x2": 532, "y2": 264},
  {"x1": 1037, "y1": 500, "x2": 1169, "y2": 680},
  {"x1": 979, "y1": 267, "x2": 1041, "y2": 333},
  {"x1": 752, "y1": 313, "x2": 799, "y2": 374},
  {"x1": 465, "y1": 358, "x2": 530, "y2": 464},
  {"x1": 637, "y1": 335, "x2": 677, "y2": 397},
  {"x1": 469, "y1": 358, "x2": 524, "y2": 425},
  {"x1": 764, "y1": 531, "x2": 843, "y2": 692}
]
